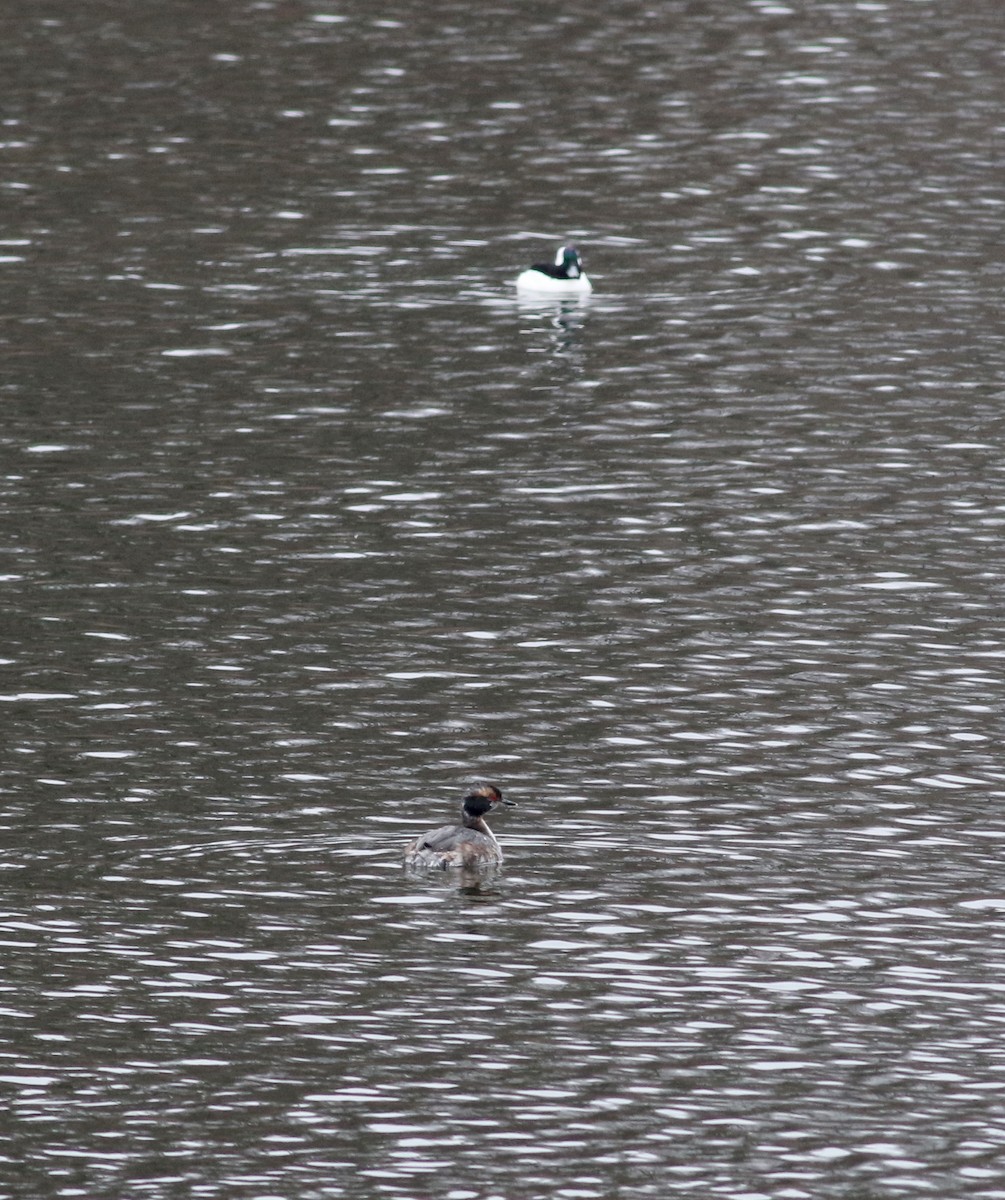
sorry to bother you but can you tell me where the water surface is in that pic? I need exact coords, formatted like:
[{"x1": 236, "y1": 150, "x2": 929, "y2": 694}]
[{"x1": 3, "y1": 1, "x2": 1005, "y2": 1196}]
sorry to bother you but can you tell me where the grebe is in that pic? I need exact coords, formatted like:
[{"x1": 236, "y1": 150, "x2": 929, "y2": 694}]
[
  {"x1": 516, "y1": 244, "x2": 593, "y2": 297},
  {"x1": 403, "y1": 784, "x2": 516, "y2": 871}
]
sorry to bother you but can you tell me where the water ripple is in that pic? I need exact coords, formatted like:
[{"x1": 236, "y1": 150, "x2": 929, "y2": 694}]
[{"x1": 4, "y1": 0, "x2": 1005, "y2": 1195}]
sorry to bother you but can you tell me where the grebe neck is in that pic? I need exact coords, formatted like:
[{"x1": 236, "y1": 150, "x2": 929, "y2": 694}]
[{"x1": 462, "y1": 812, "x2": 493, "y2": 835}]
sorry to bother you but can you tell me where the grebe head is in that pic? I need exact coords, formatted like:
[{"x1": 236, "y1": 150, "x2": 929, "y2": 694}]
[{"x1": 461, "y1": 783, "x2": 516, "y2": 821}]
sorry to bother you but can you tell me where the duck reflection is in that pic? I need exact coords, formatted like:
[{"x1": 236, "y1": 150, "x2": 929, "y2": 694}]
[{"x1": 517, "y1": 295, "x2": 591, "y2": 355}]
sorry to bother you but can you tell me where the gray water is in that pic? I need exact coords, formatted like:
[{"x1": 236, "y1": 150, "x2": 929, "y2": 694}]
[{"x1": 4, "y1": 1, "x2": 1005, "y2": 1196}]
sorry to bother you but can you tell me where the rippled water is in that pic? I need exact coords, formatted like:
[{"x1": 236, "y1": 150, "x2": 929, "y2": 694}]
[{"x1": 4, "y1": 1, "x2": 1005, "y2": 1196}]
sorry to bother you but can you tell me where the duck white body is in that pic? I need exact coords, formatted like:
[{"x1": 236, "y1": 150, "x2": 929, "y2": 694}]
[{"x1": 516, "y1": 244, "x2": 593, "y2": 297}]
